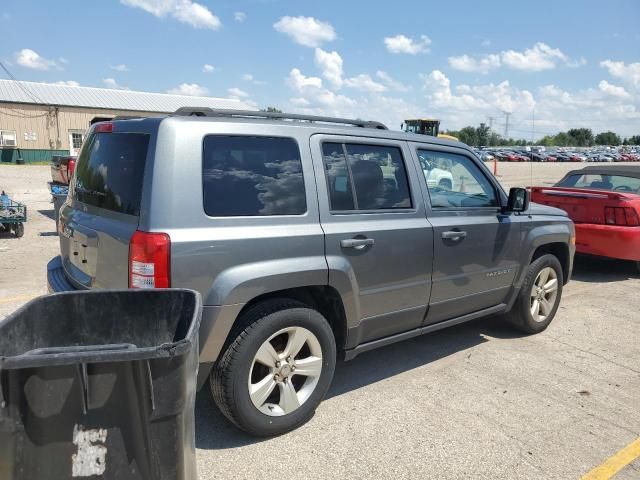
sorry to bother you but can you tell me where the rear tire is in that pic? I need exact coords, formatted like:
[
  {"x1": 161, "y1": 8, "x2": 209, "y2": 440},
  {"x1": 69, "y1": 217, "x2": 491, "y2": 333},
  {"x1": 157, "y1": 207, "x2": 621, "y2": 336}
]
[
  {"x1": 14, "y1": 223, "x2": 24, "y2": 238},
  {"x1": 210, "y1": 299, "x2": 336, "y2": 436},
  {"x1": 504, "y1": 254, "x2": 563, "y2": 334}
]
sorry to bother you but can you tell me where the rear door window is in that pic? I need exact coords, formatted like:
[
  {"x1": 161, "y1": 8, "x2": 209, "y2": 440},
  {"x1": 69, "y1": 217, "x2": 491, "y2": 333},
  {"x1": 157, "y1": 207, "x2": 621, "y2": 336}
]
[
  {"x1": 321, "y1": 142, "x2": 412, "y2": 211},
  {"x1": 73, "y1": 132, "x2": 149, "y2": 216},
  {"x1": 202, "y1": 135, "x2": 306, "y2": 216}
]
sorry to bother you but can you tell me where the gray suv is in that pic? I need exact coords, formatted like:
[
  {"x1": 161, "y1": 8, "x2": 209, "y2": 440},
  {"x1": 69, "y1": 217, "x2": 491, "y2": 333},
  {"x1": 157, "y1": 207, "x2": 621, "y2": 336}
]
[{"x1": 48, "y1": 109, "x2": 575, "y2": 436}]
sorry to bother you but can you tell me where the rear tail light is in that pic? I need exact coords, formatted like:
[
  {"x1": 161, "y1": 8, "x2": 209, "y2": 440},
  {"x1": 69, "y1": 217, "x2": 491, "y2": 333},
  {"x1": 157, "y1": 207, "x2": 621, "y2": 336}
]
[
  {"x1": 67, "y1": 158, "x2": 76, "y2": 177},
  {"x1": 129, "y1": 231, "x2": 171, "y2": 288},
  {"x1": 604, "y1": 207, "x2": 640, "y2": 226},
  {"x1": 94, "y1": 122, "x2": 113, "y2": 133}
]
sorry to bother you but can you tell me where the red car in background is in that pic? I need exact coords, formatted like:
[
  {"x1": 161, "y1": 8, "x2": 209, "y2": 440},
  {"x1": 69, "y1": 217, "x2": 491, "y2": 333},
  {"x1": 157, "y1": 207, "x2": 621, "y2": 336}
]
[{"x1": 530, "y1": 165, "x2": 640, "y2": 271}]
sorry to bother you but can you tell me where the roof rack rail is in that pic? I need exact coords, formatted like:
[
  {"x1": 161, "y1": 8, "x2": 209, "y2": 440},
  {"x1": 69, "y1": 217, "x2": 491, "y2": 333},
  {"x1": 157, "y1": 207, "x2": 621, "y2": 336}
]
[{"x1": 172, "y1": 107, "x2": 388, "y2": 130}]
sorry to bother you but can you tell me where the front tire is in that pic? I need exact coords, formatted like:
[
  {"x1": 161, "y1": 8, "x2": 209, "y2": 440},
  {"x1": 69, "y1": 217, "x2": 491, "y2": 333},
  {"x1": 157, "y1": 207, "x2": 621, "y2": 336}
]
[
  {"x1": 505, "y1": 254, "x2": 564, "y2": 334},
  {"x1": 211, "y1": 299, "x2": 336, "y2": 436}
]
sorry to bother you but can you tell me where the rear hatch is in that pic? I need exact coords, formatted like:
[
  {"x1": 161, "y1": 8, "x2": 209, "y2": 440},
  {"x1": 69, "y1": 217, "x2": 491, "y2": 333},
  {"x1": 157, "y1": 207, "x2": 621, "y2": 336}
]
[{"x1": 58, "y1": 122, "x2": 151, "y2": 289}]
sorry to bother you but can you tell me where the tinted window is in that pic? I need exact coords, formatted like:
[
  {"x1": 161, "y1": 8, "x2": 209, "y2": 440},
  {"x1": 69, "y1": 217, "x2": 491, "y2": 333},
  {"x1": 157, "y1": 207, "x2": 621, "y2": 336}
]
[
  {"x1": 203, "y1": 136, "x2": 306, "y2": 216},
  {"x1": 557, "y1": 174, "x2": 640, "y2": 193},
  {"x1": 322, "y1": 142, "x2": 355, "y2": 210},
  {"x1": 322, "y1": 142, "x2": 412, "y2": 211},
  {"x1": 417, "y1": 150, "x2": 498, "y2": 208},
  {"x1": 73, "y1": 132, "x2": 149, "y2": 215}
]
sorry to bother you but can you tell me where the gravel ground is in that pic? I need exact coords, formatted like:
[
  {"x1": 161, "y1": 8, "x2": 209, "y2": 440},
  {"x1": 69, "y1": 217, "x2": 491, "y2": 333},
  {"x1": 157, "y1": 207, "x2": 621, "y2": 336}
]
[{"x1": 1, "y1": 163, "x2": 639, "y2": 479}]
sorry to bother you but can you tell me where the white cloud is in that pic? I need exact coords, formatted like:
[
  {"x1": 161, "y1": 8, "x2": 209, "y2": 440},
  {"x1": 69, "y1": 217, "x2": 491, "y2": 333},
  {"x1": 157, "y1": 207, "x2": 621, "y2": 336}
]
[
  {"x1": 481, "y1": 39, "x2": 491, "y2": 48},
  {"x1": 449, "y1": 43, "x2": 581, "y2": 74},
  {"x1": 120, "y1": 0, "x2": 221, "y2": 30},
  {"x1": 314, "y1": 48, "x2": 343, "y2": 88},
  {"x1": 166, "y1": 83, "x2": 209, "y2": 96},
  {"x1": 600, "y1": 60, "x2": 640, "y2": 88},
  {"x1": 416, "y1": 69, "x2": 639, "y2": 136},
  {"x1": 273, "y1": 16, "x2": 336, "y2": 47},
  {"x1": 202, "y1": 64, "x2": 215, "y2": 73},
  {"x1": 376, "y1": 71, "x2": 410, "y2": 92},
  {"x1": 53, "y1": 80, "x2": 80, "y2": 87},
  {"x1": 103, "y1": 78, "x2": 129, "y2": 90},
  {"x1": 241, "y1": 73, "x2": 265, "y2": 85},
  {"x1": 14, "y1": 49, "x2": 60, "y2": 70},
  {"x1": 384, "y1": 34, "x2": 431, "y2": 55},
  {"x1": 227, "y1": 87, "x2": 249, "y2": 98},
  {"x1": 110, "y1": 63, "x2": 128, "y2": 72},
  {"x1": 58, "y1": 57, "x2": 69, "y2": 65},
  {"x1": 344, "y1": 74, "x2": 386, "y2": 93},
  {"x1": 287, "y1": 68, "x2": 323, "y2": 91},
  {"x1": 598, "y1": 80, "x2": 631, "y2": 99},
  {"x1": 500, "y1": 42, "x2": 569, "y2": 71},
  {"x1": 448, "y1": 54, "x2": 501, "y2": 74},
  {"x1": 234, "y1": 11, "x2": 246, "y2": 23},
  {"x1": 568, "y1": 57, "x2": 587, "y2": 68}
]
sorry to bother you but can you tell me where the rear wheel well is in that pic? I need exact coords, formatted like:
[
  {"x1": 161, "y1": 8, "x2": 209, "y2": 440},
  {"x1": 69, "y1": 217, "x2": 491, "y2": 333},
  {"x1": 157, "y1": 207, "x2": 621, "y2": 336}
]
[
  {"x1": 234, "y1": 286, "x2": 347, "y2": 351},
  {"x1": 531, "y1": 243, "x2": 570, "y2": 284}
]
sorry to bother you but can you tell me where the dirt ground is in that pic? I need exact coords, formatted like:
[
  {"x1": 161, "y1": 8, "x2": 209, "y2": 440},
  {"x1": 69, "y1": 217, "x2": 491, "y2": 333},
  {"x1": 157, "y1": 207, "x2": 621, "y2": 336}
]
[{"x1": 1, "y1": 163, "x2": 639, "y2": 479}]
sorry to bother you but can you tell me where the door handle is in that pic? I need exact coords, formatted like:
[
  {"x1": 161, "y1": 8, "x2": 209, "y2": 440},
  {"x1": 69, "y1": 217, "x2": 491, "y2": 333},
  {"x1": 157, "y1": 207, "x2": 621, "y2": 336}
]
[
  {"x1": 441, "y1": 230, "x2": 467, "y2": 240},
  {"x1": 341, "y1": 238, "x2": 375, "y2": 249}
]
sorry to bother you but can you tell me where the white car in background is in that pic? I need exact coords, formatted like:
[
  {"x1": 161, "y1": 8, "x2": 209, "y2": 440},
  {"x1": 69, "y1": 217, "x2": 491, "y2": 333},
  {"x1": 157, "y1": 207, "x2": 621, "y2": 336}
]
[{"x1": 418, "y1": 154, "x2": 455, "y2": 190}]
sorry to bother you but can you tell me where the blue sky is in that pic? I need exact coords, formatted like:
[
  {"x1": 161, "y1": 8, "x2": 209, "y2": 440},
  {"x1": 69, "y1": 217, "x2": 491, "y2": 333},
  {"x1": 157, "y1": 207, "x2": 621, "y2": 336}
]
[{"x1": 1, "y1": 0, "x2": 639, "y2": 136}]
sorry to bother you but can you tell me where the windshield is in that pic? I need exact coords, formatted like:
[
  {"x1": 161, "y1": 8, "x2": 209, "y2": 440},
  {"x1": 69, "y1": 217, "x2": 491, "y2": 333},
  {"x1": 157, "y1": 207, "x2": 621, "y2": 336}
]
[{"x1": 556, "y1": 173, "x2": 640, "y2": 194}]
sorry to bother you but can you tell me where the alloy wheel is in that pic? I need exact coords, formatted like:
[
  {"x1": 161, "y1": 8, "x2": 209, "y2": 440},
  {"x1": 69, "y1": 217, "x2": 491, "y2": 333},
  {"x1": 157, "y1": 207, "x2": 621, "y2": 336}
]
[
  {"x1": 530, "y1": 267, "x2": 559, "y2": 322},
  {"x1": 248, "y1": 327, "x2": 323, "y2": 416}
]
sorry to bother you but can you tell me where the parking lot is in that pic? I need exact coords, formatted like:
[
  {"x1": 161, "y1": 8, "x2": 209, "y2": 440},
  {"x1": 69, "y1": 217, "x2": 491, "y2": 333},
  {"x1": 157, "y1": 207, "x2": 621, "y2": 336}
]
[{"x1": 1, "y1": 163, "x2": 639, "y2": 479}]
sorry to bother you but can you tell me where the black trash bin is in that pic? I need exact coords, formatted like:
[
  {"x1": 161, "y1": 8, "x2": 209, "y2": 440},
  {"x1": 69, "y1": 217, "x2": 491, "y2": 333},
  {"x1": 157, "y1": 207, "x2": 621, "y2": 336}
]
[{"x1": 0, "y1": 289, "x2": 202, "y2": 480}]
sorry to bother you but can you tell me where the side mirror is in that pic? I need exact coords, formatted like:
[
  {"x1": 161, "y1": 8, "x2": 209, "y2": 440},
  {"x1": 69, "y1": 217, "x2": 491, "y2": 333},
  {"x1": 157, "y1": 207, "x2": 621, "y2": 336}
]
[{"x1": 506, "y1": 187, "x2": 530, "y2": 213}]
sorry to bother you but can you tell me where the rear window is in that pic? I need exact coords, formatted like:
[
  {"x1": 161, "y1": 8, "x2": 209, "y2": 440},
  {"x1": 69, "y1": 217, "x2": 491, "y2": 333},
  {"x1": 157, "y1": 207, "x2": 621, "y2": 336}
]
[
  {"x1": 202, "y1": 135, "x2": 306, "y2": 216},
  {"x1": 73, "y1": 132, "x2": 149, "y2": 215},
  {"x1": 557, "y1": 174, "x2": 640, "y2": 193}
]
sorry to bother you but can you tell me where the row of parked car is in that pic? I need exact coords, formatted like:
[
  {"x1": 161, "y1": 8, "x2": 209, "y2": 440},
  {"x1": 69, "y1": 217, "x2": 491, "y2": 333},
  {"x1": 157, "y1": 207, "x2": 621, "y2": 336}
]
[{"x1": 474, "y1": 147, "x2": 640, "y2": 163}]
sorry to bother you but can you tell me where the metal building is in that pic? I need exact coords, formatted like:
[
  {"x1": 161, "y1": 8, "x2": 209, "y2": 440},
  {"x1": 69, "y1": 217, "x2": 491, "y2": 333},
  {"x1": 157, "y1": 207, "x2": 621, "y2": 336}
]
[{"x1": 0, "y1": 79, "x2": 250, "y2": 163}]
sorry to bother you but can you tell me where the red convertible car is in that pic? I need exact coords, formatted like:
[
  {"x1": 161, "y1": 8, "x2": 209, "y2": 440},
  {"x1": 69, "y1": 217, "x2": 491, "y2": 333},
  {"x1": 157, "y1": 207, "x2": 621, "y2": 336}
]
[{"x1": 531, "y1": 165, "x2": 640, "y2": 270}]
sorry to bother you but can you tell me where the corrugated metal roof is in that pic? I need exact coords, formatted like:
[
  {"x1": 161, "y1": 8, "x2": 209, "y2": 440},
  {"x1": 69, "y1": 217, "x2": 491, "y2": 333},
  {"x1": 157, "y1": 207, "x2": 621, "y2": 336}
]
[{"x1": 0, "y1": 79, "x2": 252, "y2": 113}]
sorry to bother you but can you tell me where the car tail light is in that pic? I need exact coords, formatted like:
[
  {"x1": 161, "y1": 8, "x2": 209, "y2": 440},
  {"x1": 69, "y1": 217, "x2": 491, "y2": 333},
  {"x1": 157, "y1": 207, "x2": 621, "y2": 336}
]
[
  {"x1": 129, "y1": 231, "x2": 171, "y2": 288},
  {"x1": 67, "y1": 158, "x2": 76, "y2": 178},
  {"x1": 604, "y1": 207, "x2": 640, "y2": 226},
  {"x1": 94, "y1": 122, "x2": 113, "y2": 133}
]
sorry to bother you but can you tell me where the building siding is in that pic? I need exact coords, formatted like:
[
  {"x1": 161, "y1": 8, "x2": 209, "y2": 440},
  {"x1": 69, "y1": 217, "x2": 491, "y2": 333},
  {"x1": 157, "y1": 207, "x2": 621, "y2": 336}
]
[{"x1": 1, "y1": 102, "x2": 163, "y2": 151}]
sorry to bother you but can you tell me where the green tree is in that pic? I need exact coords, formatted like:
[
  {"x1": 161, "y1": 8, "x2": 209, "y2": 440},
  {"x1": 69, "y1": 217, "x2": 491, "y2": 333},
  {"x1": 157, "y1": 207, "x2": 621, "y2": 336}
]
[
  {"x1": 261, "y1": 107, "x2": 283, "y2": 113},
  {"x1": 554, "y1": 132, "x2": 571, "y2": 146},
  {"x1": 456, "y1": 126, "x2": 478, "y2": 146},
  {"x1": 476, "y1": 123, "x2": 490, "y2": 146},
  {"x1": 538, "y1": 135, "x2": 555, "y2": 146},
  {"x1": 594, "y1": 131, "x2": 622, "y2": 145},
  {"x1": 567, "y1": 128, "x2": 594, "y2": 147},
  {"x1": 627, "y1": 135, "x2": 640, "y2": 145}
]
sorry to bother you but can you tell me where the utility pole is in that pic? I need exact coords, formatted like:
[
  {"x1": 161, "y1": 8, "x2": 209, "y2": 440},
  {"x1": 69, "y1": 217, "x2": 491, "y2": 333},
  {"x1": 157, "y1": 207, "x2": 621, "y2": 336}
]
[
  {"x1": 487, "y1": 116, "x2": 495, "y2": 131},
  {"x1": 503, "y1": 112, "x2": 511, "y2": 139},
  {"x1": 531, "y1": 108, "x2": 535, "y2": 144}
]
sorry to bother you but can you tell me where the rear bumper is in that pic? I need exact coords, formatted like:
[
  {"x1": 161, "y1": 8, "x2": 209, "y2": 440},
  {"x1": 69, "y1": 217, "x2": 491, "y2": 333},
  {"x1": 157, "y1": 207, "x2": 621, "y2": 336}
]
[
  {"x1": 47, "y1": 256, "x2": 78, "y2": 293},
  {"x1": 48, "y1": 255, "x2": 241, "y2": 387},
  {"x1": 575, "y1": 224, "x2": 640, "y2": 261}
]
